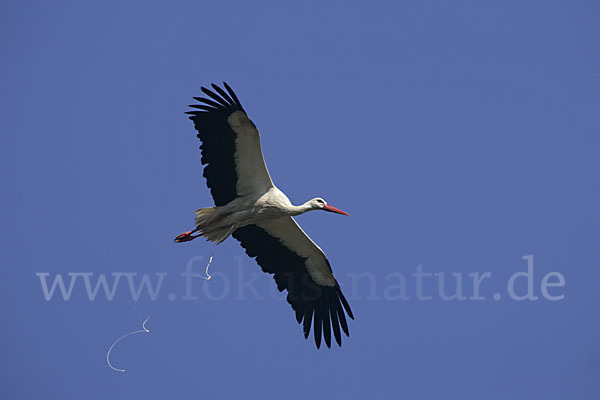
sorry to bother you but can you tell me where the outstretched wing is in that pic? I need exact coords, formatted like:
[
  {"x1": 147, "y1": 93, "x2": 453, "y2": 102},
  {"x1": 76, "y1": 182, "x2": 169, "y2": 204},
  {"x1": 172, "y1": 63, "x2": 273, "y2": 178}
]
[
  {"x1": 232, "y1": 217, "x2": 354, "y2": 348},
  {"x1": 186, "y1": 82, "x2": 274, "y2": 206}
]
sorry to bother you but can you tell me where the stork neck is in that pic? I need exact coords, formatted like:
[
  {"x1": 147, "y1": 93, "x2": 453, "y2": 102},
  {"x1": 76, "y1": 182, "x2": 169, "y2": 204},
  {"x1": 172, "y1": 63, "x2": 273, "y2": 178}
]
[{"x1": 289, "y1": 202, "x2": 314, "y2": 216}]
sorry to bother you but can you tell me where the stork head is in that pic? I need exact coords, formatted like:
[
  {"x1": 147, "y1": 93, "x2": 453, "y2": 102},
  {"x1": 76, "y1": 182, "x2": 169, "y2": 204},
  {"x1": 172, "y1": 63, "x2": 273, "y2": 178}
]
[{"x1": 310, "y1": 198, "x2": 350, "y2": 216}]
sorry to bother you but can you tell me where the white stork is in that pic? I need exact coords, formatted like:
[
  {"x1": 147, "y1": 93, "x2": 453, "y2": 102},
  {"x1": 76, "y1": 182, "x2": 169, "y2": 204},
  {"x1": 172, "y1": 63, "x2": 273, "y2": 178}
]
[{"x1": 174, "y1": 82, "x2": 353, "y2": 349}]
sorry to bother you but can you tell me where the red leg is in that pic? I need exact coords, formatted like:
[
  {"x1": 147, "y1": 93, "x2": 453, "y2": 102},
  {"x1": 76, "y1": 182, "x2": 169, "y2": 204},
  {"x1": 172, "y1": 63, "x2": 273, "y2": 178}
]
[{"x1": 174, "y1": 227, "x2": 200, "y2": 243}]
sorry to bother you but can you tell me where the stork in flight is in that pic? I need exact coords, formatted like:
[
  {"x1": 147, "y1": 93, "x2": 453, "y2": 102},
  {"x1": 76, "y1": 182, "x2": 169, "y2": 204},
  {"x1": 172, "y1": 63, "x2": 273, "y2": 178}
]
[{"x1": 174, "y1": 82, "x2": 353, "y2": 349}]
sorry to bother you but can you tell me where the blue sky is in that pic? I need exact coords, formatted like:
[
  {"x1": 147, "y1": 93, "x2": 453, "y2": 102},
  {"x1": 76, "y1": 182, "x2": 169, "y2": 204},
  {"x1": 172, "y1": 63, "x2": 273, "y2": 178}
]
[{"x1": 1, "y1": 1, "x2": 599, "y2": 399}]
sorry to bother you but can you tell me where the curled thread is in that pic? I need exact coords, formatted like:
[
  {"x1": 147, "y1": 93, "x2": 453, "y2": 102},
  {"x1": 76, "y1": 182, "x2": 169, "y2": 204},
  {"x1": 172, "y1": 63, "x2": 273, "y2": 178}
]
[
  {"x1": 106, "y1": 315, "x2": 151, "y2": 373},
  {"x1": 192, "y1": 224, "x2": 234, "y2": 281},
  {"x1": 192, "y1": 246, "x2": 216, "y2": 281}
]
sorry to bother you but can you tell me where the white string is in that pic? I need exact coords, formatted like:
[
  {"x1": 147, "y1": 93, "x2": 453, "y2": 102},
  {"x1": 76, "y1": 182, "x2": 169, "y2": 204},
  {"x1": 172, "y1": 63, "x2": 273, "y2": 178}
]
[
  {"x1": 192, "y1": 224, "x2": 235, "y2": 281},
  {"x1": 192, "y1": 246, "x2": 215, "y2": 281},
  {"x1": 106, "y1": 315, "x2": 151, "y2": 373}
]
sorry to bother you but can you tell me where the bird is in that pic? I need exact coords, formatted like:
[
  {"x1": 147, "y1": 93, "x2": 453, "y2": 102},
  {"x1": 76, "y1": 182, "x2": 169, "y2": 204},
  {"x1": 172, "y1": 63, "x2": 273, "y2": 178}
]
[{"x1": 174, "y1": 82, "x2": 353, "y2": 349}]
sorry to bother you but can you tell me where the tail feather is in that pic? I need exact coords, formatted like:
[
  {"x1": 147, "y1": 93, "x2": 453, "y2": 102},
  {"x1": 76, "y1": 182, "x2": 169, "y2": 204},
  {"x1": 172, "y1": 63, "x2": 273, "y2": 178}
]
[
  {"x1": 194, "y1": 207, "x2": 235, "y2": 243},
  {"x1": 195, "y1": 207, "x2": 217, "y2": 228}
]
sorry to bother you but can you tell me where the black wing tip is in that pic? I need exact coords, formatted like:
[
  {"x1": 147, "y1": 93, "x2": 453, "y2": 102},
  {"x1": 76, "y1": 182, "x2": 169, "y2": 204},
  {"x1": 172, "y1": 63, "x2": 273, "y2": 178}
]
[
  {"x1": 211, "y1": 83, "x2": 236, "y2": 105},
  {"x1": 222, "y1": 81, "x2": 243, "y2": 108},
  {"x1": 337, "y1": 286, "x2": 354, "y2": 320},
  {"x1": 322, "y1": 300, "x2": 332, "y2": 348},
  {"x1": 295, "y1": 309, "x2": 303, "y2": 324},
  {"x1": 188, "y1": 82, "x2": 244, "y2": 114},
  {"x1": 302, "y1": 309, "x2": 313, "y2": 339},
  {"x1": 299, "y1": 286, "x2": 353, "y2": 349},
  {"x1": 329, "y1": 291, "x2": 342, "y2": 347},
  {"x1": 189, "y1": 103, "x2": 215, "y2": 111}
]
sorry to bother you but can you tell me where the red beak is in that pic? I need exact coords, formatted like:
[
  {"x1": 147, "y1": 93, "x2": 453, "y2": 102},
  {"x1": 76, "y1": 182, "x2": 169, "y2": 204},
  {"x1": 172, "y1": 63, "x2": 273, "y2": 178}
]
[{"x1": 322, "y1": 204, "x2": 350, "y2": 216}]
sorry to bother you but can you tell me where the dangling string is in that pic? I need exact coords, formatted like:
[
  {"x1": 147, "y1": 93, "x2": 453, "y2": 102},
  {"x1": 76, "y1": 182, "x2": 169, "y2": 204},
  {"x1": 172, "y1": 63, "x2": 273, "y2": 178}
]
[
  {"x1": 193, "y1": 224, "x2": 235, "y2": 280},
  {"x1": 106, "y1": 315, "x2": 151, "y2": 373},
  {"x1": 192, "y1": 246, "x2": 216, "y2": 281}
]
